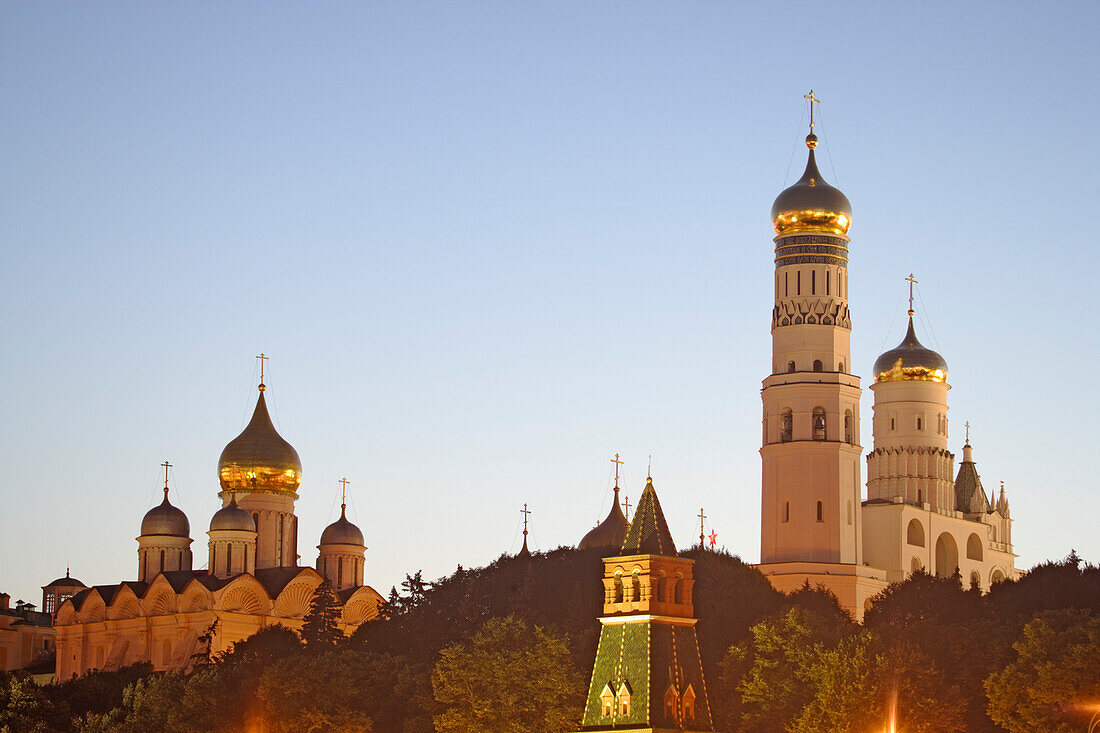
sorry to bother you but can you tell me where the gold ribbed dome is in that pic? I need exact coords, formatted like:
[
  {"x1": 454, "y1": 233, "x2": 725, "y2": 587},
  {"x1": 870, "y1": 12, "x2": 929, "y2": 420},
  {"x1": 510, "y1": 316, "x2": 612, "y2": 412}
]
[
  {"x1": 771, "y1": 134, "x2": 852, "y2": 237},
  {"x1": 873, "y1": 317, "x2": 948, "y2": 383},
  {"x1": 218, "y1": 385, "x2": 302, "y2": 496}
]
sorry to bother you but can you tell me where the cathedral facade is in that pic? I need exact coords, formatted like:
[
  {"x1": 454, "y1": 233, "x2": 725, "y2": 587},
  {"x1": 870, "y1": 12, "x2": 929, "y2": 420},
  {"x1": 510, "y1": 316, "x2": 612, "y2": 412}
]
[
  {"x1": 756, "y1": 113, "x2": 1016, "y2": 619},
  {"x1": 53, "y1": 378, "x2": 384, "y2": 679}
]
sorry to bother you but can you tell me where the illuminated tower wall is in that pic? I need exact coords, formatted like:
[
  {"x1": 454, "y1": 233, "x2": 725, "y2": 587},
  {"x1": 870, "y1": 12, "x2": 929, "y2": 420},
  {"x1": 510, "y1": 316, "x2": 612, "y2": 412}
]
[{"x1": 759, "y1": 137, "x2": 863, "y2": 566}]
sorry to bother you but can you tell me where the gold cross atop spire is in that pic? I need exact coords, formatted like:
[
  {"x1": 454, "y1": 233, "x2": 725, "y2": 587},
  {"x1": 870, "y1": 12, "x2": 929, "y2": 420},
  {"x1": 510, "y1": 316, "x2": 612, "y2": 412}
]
[
  {"x1": 339, "y1": 477, "x2": 350, "y2": 510},
  {"x1": 698, "y1": 507, "x2": 707, "y2": 547},
  {"x1": 161, "y1": 460, "x2": 172, "y2": 498},
  {"x1": 965, "y1": 421, "x2": 971, "y2": 444},
  {"x1": 647, "y1": 454, "x2": 652, "y2": 479},
  {"x1": 906, "y1": 274, "x2": 918, "y2": 317},
  {"x1": 611, "y1": 453, "x2": 623, "y2": 487},
  {"x1": 804, "y1": 89, "x2": 821, "y2": 133},
  {"x1": 256, "y1": 353, "x2": 269, "y2": 391},
  {"x1": 521, "y1": 503, "x2": 531, "y2": 537},
  {"x1": 622, "y1": 493, "x2": 631, "y2": 517}
]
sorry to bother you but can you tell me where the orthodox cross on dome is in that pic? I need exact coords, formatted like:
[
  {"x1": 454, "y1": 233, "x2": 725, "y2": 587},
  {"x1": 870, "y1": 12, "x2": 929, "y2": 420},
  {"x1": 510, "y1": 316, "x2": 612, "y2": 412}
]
[
  {"x1": 698, "y1": 507, "x2": 707, "y2": 548},
  {"x1": 622, "y1": 493, "x2": 631, "y2": 517},
  {"x1": 965, "y1": 421, "x2": 971, "y2": 445},
  {"x1": 611, "y1": 453, "x2": 623, "y2": 488},
  {"x1": 256, "y1": 352, "x2": 269, "y2": 390},
  {"x1": 906, "y1": 273, "x2": 918, "y2": 317},
  {"x1": 708, "y1": 529, "x2": 718, "y2": 548},
  {"x1": 804, "y1": 89, "x2": 821, "y2": 134},
  {"x1": 521, "y1": 503, "x2": 531, "y2": 538},
  {"x1": 339, "y1": 477, "x2": 350, "y2": 510},
  {"x1": 161, "y1": 460, "x2": 172, "y2": 498}
]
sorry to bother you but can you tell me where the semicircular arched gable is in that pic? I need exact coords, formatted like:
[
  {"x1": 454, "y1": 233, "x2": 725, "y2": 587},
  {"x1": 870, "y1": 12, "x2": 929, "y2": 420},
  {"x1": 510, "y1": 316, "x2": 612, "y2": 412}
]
[
  {"x1": 216, "y1": 578, "x2": 271, "y2": 615},
  {"x1": 340, "y1": 586, "x2": 385, "y2": 626},
  {"x1": 179, "y1": 582, "x2": 213, "y2": 613},
  {"x1": 272, "y1": 578, "x2": 320, "y2": 619}
]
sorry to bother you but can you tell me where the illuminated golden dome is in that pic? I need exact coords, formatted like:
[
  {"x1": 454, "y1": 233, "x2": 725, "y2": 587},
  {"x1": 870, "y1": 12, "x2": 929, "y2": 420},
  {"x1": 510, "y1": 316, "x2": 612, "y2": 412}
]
[
  {"x1": 771, "y1": 134, "x2": 852, "y2": 237},
  {"x1": 873, "y1": 317, "x2": 948, "y2": 383},
  {"x1": 218, "y1": 385, "x2": 302, "y2": 496}
]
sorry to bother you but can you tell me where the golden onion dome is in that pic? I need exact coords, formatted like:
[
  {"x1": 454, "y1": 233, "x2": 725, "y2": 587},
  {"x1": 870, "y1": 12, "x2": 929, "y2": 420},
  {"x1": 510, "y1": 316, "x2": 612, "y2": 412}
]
[
  {"x1": 218, "y1": 385, "x2": 302, "y2": 496},
  {"x1": 771, "y1": 134, "x2": 852, "y2": 237},
  {"x1": 874, "y1": 317, "x2": 948, "y2": 383}
]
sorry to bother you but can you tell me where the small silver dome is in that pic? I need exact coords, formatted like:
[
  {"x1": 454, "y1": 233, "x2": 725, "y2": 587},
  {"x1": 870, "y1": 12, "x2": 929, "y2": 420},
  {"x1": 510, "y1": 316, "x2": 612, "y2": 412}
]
[
  {"x1": 141, "y1": 491, "x2": 190, "y2": 537},
  {"x1": 209, "y1": 497, "x2": 256, "y2": 532},
  {"x1": 320, "y1": 507, "x2": 364, "y2": 546}
]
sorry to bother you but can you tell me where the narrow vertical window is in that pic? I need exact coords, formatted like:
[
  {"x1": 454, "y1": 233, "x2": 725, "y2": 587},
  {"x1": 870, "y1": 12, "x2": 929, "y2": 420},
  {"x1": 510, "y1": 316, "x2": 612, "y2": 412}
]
[
  {"x1": 783, "y1": 501, "x2": 790, "y2": 522},
  {"x1": 780, "y1": 409, "x2": 793, "y2": 442},
  {"x1": 844, "y1": 411, "x2": 853, "y2": 443},
  {"x1": 159, "y1": 550, "x2": 165, "y2": 574},
  {"x1": 338, "y1": 559, "x2": 344, "y2": 588},
  {"x1": 787, "y1": 360, "x2": 796, "y2": 373},
  {"x1": 797, "y1": 271, "x2": 801, "y2": 295},
  {"x1": 812, "y1": 270, "x2": 816, "y2": 294},
  {"x1": 277, "y1": 518, "x2": 285, "y2": 565},
  {"x1": 812, "y1": 407, "x2": 827, "y2": 440},
  {"x1": 226, "y1": 544, "x2": 232, "y2": 574},
  {"x1": 826, "y1": 270, "x2": 830, "y2": 295},
  {"x1": 785, "y1": 272, "x2": 789, "y2": 296},
  {"x1": 816, "y1": 501, "x2": 823, "y2": 522},
  {"x1": 813, "y1": 359, "x2": 823, "y2": 372}
]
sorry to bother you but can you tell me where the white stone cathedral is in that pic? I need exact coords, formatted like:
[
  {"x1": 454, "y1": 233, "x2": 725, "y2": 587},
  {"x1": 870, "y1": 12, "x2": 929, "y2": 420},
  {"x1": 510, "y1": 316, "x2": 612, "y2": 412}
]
[{"x1": 756, "y1": 112, "x2": 1015, "y2": 620}]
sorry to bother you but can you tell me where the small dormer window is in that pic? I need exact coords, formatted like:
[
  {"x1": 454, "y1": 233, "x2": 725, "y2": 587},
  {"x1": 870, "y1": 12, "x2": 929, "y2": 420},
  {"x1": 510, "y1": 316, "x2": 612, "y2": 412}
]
[
  {"x1": 618, "y1": 682, "x2": 631, "y2": 716},
  {"x1": 665, "y1": 685, "x2": 679, "y2": 720},
  {"x1": 683, "y1": 684, "x2": 697, "y2": 721},
  {"x1": 600, "y1": 684, "x2": 615, "y2": 716}
]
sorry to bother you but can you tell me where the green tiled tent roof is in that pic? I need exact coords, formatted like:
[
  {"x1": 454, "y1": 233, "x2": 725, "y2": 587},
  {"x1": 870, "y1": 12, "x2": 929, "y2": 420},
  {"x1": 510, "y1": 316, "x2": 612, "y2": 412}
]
[{"x1": 620, "y1": 478, "x2": 678, "y2": 557}]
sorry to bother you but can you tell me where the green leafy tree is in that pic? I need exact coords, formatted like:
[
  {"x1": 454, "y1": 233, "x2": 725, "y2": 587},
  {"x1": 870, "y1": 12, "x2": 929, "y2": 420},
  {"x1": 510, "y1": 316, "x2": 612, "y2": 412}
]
[
  {"x1": 301, "y1": 578, "x2": 344, "y2": 651},
  {"x1": 258, "y1": 650, "x2": 374, "y2": 732},
  {"x1": 0, "y1": 673, "x2": 67, "y2": 733},
  {"x1": 431, "y1": 615, "x2": 583, "y2": 733},
  {"x1": 985, "y1": 609, "x2": 1100, "y2": 732},
  {"x1": 726, "y1": 607, "x2": 847, "y2": 733}
]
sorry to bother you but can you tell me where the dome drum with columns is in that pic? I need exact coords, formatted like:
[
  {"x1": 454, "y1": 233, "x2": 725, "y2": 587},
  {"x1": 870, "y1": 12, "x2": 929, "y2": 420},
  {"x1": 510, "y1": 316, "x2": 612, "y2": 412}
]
[{"x1": 54, "y1": 369, "x2": 383, "y2": 679}]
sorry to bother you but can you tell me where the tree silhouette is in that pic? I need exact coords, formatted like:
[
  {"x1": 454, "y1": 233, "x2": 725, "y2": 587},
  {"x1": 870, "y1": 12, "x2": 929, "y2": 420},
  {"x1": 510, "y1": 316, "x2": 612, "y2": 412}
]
[{"x1": 301, "y1": 578, "x2": 343, "y2": 650}]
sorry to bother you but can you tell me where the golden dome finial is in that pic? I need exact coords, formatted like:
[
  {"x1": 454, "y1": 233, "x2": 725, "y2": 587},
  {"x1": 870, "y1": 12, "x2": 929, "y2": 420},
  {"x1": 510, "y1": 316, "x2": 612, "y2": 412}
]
[
  {"x1": 339, "y1": 477, "x2": 350, "y2": 513},
  {"x1": 906, "y1": 273, "x2": 918, "y2": 317},
  {"x1": 161, "y1": 460, "x2": 172, "y2": 499},
  {"x1": 256, "y1": 353, "x2": 268, "y2": 391}
]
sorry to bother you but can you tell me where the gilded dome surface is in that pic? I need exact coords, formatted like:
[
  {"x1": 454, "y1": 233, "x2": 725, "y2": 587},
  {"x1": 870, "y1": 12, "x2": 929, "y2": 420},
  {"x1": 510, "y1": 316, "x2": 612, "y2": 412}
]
[
  {"x1": 141, "y1": 491, "x2": 190, "y2": 537},
  {"x1": 771, "y1": 135, "x2": 852, "y2": 237},
  {"x1": 218, "y1": 387, "x2": 302, "y2": 495},
  {"x1": 579, "y1": 489, "x2": 630, "y2": 552},
  {"x1": 210, "y1": 496, "x2": 256, "y2": 532},
  {"x1": 874, "y1": 317, "x2": 948, "y2": 383},
  {"x1": 320, "y1": 507, "x2": 364, "y2": 546}
]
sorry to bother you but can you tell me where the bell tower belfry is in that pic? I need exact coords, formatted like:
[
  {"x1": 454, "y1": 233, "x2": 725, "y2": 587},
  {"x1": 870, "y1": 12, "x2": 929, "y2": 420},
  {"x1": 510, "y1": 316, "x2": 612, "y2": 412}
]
[{"x1": 756, "y1": 95, "x2": 886, "y2": 618}]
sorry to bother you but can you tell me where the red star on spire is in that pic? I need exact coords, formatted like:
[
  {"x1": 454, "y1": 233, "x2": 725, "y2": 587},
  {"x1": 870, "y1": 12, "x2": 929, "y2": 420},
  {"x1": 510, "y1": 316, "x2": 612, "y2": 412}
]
[{"x1": 708, "y1": 530, "x2": 718, "y2": 547}]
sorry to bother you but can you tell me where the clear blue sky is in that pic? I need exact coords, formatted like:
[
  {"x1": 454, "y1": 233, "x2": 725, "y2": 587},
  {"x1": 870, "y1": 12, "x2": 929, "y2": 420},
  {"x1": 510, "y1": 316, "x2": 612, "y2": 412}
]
[{"x1": 2, "y1": 2, "x2": 1097, "y2": 606}]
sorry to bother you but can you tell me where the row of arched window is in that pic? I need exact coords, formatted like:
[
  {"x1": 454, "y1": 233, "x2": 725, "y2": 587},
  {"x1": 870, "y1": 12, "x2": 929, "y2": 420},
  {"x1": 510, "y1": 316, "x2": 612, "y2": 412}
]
[
  {"x1": 783, "y1": 359, "x2": 846, "y2": 373},
  {"x1": 775, "y1": 408, "x2": 854, "y2": 443},
  {"x1": 612, "y1": 570, "x2": 685, "y2": 604},
  {"x1": 782, "y1": 500, "x2": 825, "y2": 523}
]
